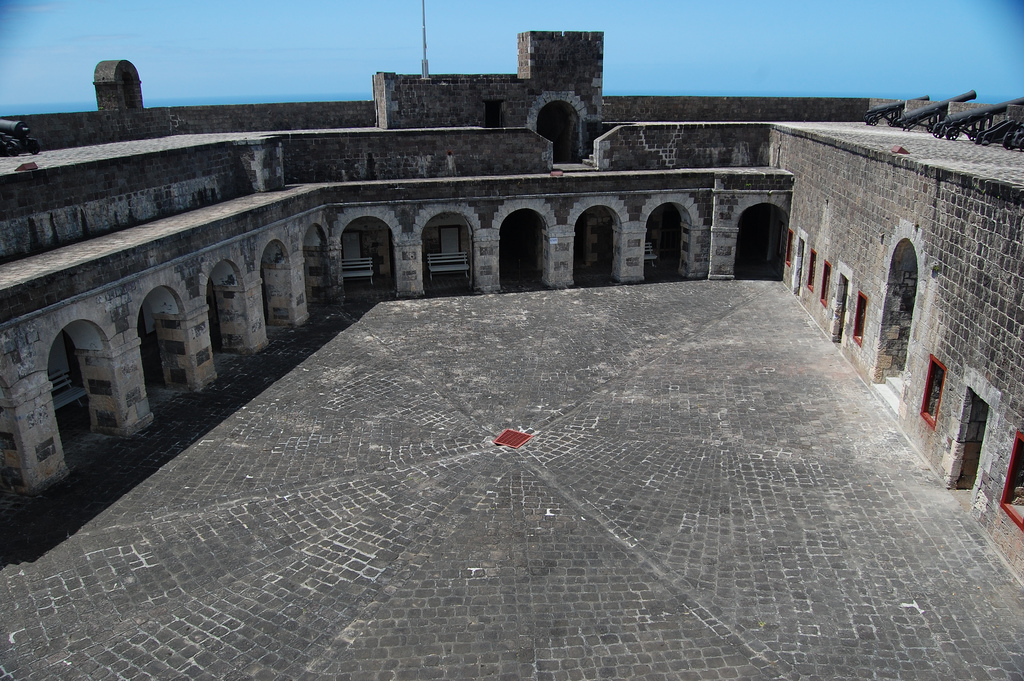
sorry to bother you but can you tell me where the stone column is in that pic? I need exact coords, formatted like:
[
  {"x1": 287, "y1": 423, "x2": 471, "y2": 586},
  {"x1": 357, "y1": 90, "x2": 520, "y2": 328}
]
[
  {"x1": 212, "y1": 277, "x2": 267, "y2": 354},
  {"x1": 614, "y1": 221, "x2": 646, "y2": 283},
  {"x1": 684, "y1": 223, "x2": 712, "y2": 280},
  {"x1": 262, "y1": 260, "x2": 308, "y2": 327},
  {"x1": 474, "y1": 232, "x2": 500, "y2": 293},
  {"x1": 77, "y1": 336, "x2": 153, "y2": 437},
  {"x1": 153, "y1": 303, "x2": 217, "y2": 390},
  {"x1": 0, "y1": 371, "x2": 67, "y2": 494},
  {"x1": 543, "y1": 225, "x2": 574, "y2": 289},
  {"x1": 326, "y1": 242, "x2": 345, "y2": 303},
  {"x1": 394, "y1": 238, "x2": 424, "y2": 298},
  {"x1": 708, "y1": 225, "x2": 738, "y2": 280}
]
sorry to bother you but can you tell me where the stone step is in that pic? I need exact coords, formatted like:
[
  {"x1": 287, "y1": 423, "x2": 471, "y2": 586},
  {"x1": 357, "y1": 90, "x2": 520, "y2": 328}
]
[{"x1": 874, "y1": 378, "x2": 902, "y2": 414}]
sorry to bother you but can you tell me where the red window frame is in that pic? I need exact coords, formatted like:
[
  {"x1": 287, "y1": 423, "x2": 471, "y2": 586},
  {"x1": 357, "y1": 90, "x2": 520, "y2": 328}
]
[
  {"x1": 807, "y1": 250, "x2": 817, "y2": 291},
  {"x1": 785, "y1": 230, "x2": 793, "y2": 266},
  {"x1": 1001, "y1": 432, "x2": 1024, "y2": 532},
  {"x1": 820, "y1": 261, "x2": 831, "y2": 307},
  {"x1": 920, "y1": 355, "x2": 946, "y2": 429},
  {"x1": 853, "y1": 292, "x2": 867, "y2": 346}
]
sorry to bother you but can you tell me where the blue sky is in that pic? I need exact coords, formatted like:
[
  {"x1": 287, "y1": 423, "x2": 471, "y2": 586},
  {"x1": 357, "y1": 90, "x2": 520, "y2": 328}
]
[{"x1": 1, "y1": 0, "x2": 1022, "y2": 114}]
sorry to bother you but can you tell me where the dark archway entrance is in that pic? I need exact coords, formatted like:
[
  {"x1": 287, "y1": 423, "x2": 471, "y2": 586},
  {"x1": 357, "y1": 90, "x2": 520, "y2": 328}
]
[
  {"x1": 876, "y1": 239, "x2": 918, "y2": 381},
  {"x1": 573, "y1": 206, "x2": 615, "y2": 287},
  {"x1": 537, "y1": 101, "x2": 578, "y2": 163},
  {"x1": 499, "y1": 209, "x2": 544, "y2": 289},
  {"x1": 645, "y1": 204, "x2": 691, "y2": 282},
  {"x1": 734, "y1": 203, "x2": 786, "y2": 280}
]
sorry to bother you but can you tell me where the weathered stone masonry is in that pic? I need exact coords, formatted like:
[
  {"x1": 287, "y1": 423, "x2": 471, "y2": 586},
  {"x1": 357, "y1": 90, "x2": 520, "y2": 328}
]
[{"x1": 2, "y1": 28, "x2": 1023, "y2": 582}]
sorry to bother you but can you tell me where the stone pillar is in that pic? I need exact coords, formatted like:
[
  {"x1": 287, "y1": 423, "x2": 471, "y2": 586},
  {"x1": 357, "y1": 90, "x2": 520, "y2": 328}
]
[
  {"x1": 0, "y1": 371, "x2": 67, "y2": 494},
  {"x1": 474, "y1": 232, "x2": 500, "y2": 293},
  {"x1": 153, "y1": 303, "x2": 217, "y2": 390},
  {"x1": 77, "y1": 337, "x2": 153, "y2": 437},
  {"x1": 326, "y1": 242, "x2": 345, "y2": 303},
  {"x1": 395, "y1": 238, "x2": 424, "y2": 298},
  {"x1": 261, "y1": 260, "x2": 308, "y2": 327},
  {"x1": 708, "y1": 225, "x2": 738, "y2": 280},
  {"x1": 212, "y1": 277, "x2": 267, "y2": 354},
  {"x1": 685, "y1": 223, "x2": 712, "y2": 280},
  {"x1": 543, "y1": 225, "x2": 574, "y2": 289},
  {"x1": 304, "y1": 244, "x2": 336, "y2": 304},
  {"x1": 614, "y1": 221, "x2": 646, "y2": 283}
]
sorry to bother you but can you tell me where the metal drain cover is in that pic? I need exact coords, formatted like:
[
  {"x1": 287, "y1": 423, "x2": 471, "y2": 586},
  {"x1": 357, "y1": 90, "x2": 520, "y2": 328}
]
[{"x1": 494, "y1": 429, "x2": 533, "y2": 448}]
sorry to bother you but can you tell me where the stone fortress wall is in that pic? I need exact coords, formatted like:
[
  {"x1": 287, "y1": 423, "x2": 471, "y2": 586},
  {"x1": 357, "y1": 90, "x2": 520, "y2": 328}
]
[{"x1": 1, "y1": 31, "x2": 1023, "y2": 579}]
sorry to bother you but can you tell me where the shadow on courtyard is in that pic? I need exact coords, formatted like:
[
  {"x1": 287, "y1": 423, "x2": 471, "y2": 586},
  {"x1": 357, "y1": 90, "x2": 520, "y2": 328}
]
[{"x1": 0, "y1": 301, "x2": 376, "y2": 567}]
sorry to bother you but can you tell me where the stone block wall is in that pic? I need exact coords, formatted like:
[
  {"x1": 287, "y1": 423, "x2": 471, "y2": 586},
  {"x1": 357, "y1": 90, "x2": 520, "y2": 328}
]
[
  {"x1": 0, "y1": 137, "x2": 284, "y2": 262},
  {"x1": 280, "y1": 128, "x2": 551, "y2": 183},
  {"x1": 595, "y1": 123, "x2": 770, "y2": 170},
  {"x1": 372, "y1": 74, "x2": 527, "y2": 129},
  {"x1": 771, "y1": 124, "x2": 1024, "y2": 578},
  {"x1": 4, "y1": 101, "x2": 375, "y2": 151},
  {"x1": 604, "y1": 96, "x2": 869, "y2": 123}
]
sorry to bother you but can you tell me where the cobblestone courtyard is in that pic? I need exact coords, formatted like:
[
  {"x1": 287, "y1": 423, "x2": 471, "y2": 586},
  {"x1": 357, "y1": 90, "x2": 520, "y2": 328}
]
[{"x1": 2, "y1": 281, "x2": 1023, "y2": 680}]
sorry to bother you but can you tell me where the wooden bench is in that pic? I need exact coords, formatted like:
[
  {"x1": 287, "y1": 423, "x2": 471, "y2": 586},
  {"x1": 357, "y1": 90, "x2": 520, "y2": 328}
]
[
  {"x1": 644, "y1": 242, "x2": 658, "y2": 264},
  {"x1": 49, "y1": 369, "x2": 86, "y2": 410},
  {"x1": 341, "y1": 257, "x2": 374, "y2": 285},
  {"x1": 426, "y1": 252, "x2": 469, "y2": 280}
]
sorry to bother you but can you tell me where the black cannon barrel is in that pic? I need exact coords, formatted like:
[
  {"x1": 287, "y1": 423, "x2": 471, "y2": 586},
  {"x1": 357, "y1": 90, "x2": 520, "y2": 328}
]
[
  {"x1": 939, "y1": 96, "x2": 1024, "y2": 126},
  {"x1": 897, "y1": 90, "x2": 977, "y2": 128},
  {"x1": 0, "y1": 119, "x2": 30, "y2": 138}
]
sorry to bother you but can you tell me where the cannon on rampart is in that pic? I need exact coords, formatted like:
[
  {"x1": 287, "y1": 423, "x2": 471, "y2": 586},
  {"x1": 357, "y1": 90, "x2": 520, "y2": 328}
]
[
  {"x1": 864, "y1": 96, "x2": 929, "y2": 126},
  {"x1": 0, "y1": 120, "x2": 41, "y2": 156},
  {"x1": 931, "y1": 97, "x2": 1024, "y2": 141},
  {"x1": 896, "y1": 90, "x2": 976, "y2": 131}
]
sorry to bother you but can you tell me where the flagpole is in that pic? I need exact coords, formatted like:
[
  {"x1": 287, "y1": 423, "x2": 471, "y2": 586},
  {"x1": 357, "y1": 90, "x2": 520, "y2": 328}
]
[{"x1": 421, "y1": 0, "x2": 429, "y2": 79}]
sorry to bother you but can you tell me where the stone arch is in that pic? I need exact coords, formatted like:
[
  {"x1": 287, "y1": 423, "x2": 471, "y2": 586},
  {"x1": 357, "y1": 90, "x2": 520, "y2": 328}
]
[
  {"x1": 419, "y1": 210, "x2": 475, "y2": 293},
  {"x1": 303, "y1": 223, "x2": 331, "y2": 305},
  {"x1": 875, "y1": 237, "x2": 920, "y2": 382},
  {"x1": 338, "y1": 216, "x2": 397, "y2": 295},
  {"x1": 499, "y1": 208, "x2": 548, "y2": 288},
  {"x1": 644, "y1": 202, "x2": 695, "y2": 278},
  {"x1": 573, "y1": 205, "x2": 621, "y2": 286},
  {"x1": 526, "y1": 91, "x2": 589, "y2": 164},
  {"x1": 93, "y1": 59, "x2": 143, "y2": 110},
  {"x1": 734, "y1": 203, "x2": 789, "y2": 281},
  {"x1": 136, "y1": 285, "x2": 183, "y2": 387}
]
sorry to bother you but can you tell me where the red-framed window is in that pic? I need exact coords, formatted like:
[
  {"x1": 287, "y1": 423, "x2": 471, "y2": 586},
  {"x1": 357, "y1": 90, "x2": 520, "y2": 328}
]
[
  {"x1": 853, "y1": 292, "x2": 867, "y2": 346},
  {"x1": 807, "y1": 250, "x2": 817, "y2": 291},
  {"x1": 1002, "y1": 432, "x2": 1024, "y2": 532},
  {"x1": 785, "y1": 230, "x2": 793, "y2": 266},
  {"x1": 820, "y1": 261, "x2": 831, "y2": 307},
  {"x1": 920, "y1": 355, "x2": 946, "y2": 428}
]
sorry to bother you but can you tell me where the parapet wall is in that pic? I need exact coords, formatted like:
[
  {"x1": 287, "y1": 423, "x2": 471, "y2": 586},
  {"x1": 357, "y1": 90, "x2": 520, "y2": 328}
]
[
  {"x1": 4, "y1": 101, "x2": 375, "y2": 151},
  {"x1": 772, "y1": 124, "x2": 1024, "y2": 578},
  {"x1": 595, "y1": 123, "x2": 770, "y2": 171},
  {"x1": 0, "y1": 136, "x2": 284, "y2": 262},
  {"x1": 604, "y1": 96, "x2": 869, "y2": 123},
  {"x1": 280, "y1": 128, "x2": 552, "y2": 183}
]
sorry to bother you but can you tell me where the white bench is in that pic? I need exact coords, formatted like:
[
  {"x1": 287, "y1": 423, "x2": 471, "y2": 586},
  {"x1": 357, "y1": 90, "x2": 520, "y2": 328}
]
[
  {"x1": 49, "y1": 369, "x2": 86, "y2": 410},
  {"x1": 341, "y1": 257, "x2": 374, "y2": 284},
  {"x1": 644, "y1": 242, "x2": 658, "y2": 264},
  {"x1": 426, "y1": 252, "x2": 469, "y2": 280}
]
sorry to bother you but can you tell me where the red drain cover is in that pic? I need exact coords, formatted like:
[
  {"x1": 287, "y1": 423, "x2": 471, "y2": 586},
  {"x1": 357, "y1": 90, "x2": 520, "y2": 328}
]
[{"x1": 494, "y1": 429, "x2": 533, "y2": 448}]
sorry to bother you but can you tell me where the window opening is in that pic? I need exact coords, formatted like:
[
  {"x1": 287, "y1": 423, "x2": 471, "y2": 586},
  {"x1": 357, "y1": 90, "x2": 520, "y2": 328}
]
[
  {"x1": 853, "y1": 292, "x2": 867, "y2": 345},
  {"x1": 921, "y1": 355, "x2": 946, "y2": 428},
  {"x1": 820, "y1": 261, "x2": 831, "y2": 307},
  {"x1": 807, "y1": 250, "x2": 817, "y2": 291},
  {"x1": 1001, "y1": 432, "x2": 1024, "y2": 531},
  {"x1": 484, "y1": 100, "x2": 503, "y2": 128}
]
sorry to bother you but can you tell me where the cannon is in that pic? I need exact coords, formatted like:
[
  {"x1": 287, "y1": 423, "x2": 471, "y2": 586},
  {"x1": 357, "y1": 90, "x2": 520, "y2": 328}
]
[
  {"x1": 932, "y1": 97, "x2": 1024, "y2": 141},
  {"x1": 972, "y1": 118, "x2": 1020, "y2": 146},
  {"x1": 864, "y1": 96, "x2": 929, "y2": 126},
  {"x1": 895, "y1": 90, "x2": 976, "y2": 131},
  {"x1": 1004, "y1": 122, "x2": 1024, "y2": 151},
  {"x1": 0, "y1": 119, "x2": 41, "y2": 157}
]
